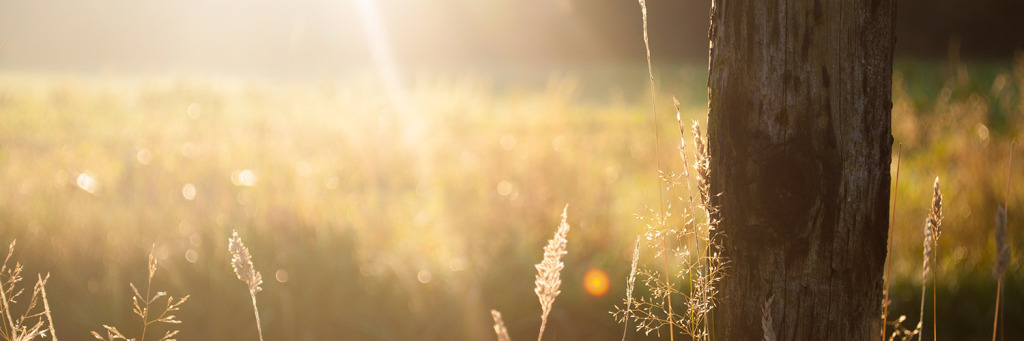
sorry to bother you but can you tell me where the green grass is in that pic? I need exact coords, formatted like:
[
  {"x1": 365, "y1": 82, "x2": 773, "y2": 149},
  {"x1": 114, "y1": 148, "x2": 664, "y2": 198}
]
[{"x1": 0, "y1": 59, "x2": 1020, "y2": 340}]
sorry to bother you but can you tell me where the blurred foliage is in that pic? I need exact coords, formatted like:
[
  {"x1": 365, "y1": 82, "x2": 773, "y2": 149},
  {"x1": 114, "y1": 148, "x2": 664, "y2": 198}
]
[{"x1": 0, "y1": 56, "x2": 1021, "y2": 340}]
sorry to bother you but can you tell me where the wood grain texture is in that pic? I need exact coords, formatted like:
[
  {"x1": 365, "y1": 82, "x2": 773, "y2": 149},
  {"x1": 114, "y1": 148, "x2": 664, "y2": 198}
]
[{"x1": 706, "y1": 0, "x2": 895, "y2": 339}]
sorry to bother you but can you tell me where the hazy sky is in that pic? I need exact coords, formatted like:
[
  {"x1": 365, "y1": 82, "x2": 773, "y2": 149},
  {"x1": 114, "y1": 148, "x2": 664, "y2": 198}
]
[
  {"x1": 0, "y1": 0, "x2": 681, "y2": 76},
  {"x1": 1, "y1": 0, "x2": 1020, "y2": 76}
]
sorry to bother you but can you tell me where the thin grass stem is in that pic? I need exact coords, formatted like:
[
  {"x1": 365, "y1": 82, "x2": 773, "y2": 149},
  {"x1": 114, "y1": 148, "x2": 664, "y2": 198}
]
[
  {"x1": 882, "y1": 144, "x2": 902, "y2": 340},
  {"x1": 39, "y1": 274, "x2": 56, "y2": 341},
  {"x1": 992, "y1": 141, "x2": 1014, "y2": 341},
  {"x1": 636, "y1": 0, "x2": 672, "y2": 339},
  {"x1": 252, "y1": 293, "x2": 265, "y2": 341}
]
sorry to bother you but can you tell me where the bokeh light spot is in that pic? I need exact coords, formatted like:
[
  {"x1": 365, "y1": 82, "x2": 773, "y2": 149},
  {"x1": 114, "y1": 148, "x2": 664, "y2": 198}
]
[
  {"x1": 76, "y1": 172, "x2": 99, "y2": 195},
  {"x1": 187, "y1": 103, "x2": 202, "y2": 119},
  {"x1": 136, "y1": 149, "x2": 153, "y2": 165},
  {"x1": 975, "y1": 123, "x2": 989, "y2": 141},
  {"x1": 583, "y1": 268, "x2": 610, "y2": 297},
  {"x1": 231, "y1": 169, "x2": 258, "y2": 187},
  {"x1": 417, "y1": 269, "x2": 433, "y2": 284},
  {"x1": 276, "y1": 269, "x2": 289, "y2": 283},
  {"x1": 497, "y1": 181, "x2": 513, "y2": 196},
  {"x1": 182, "y1": 183, "x2": 197, "y2": 201}
]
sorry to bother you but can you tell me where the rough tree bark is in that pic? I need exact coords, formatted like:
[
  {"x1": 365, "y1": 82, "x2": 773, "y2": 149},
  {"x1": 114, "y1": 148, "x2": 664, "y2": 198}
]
[{"x1": 707, "y1": 0, "x2": 895, "y2": 340}]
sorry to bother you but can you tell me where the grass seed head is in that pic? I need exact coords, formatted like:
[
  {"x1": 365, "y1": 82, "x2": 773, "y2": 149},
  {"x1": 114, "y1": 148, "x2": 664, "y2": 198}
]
[
  {"x1": 534, "y1": 205, "x2": 570, "y2": 341},
  {"x1": 228, "y1": 230, "x2": 263, "y2": 295},
  {"x1": 491, "y1": 309, "x2": 511, "y2": 341}
]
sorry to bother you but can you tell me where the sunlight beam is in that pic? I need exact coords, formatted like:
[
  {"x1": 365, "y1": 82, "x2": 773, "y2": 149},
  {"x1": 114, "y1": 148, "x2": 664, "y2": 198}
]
[{"x1": 353, "y1": 0, "x2": 408, "y2": 111}]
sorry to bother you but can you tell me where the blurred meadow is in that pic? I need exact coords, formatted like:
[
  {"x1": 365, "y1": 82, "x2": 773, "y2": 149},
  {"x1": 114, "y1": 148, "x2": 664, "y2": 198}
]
[{"x1": 1, "y1": 0, "x2": 1023, "y2": 340}]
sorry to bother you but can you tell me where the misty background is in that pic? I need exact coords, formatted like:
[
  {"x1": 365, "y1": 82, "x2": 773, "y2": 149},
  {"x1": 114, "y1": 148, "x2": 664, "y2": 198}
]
[{"x1": 1, "y1": 0, "x2": 1021, "y2": 77}]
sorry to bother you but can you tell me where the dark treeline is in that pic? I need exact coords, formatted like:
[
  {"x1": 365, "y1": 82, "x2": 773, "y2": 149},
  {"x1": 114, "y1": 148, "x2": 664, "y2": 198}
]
[{"x1": 590, "y1": 0, "x2": 1024, "y2": 62}]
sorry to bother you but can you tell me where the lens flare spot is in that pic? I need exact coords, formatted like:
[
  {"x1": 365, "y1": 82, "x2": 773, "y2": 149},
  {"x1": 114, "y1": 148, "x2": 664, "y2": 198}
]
[
  {"x1": 417, "y1": 269, "x2": 433, "y2": 284},
  {"x1": 76, "y1": 172, "x2": 99, "y2": 195},
  {"x1": 497, "y1": 181, "x2": 513, "y2": 196},
  {"x1": 187, "y1": 103, "x2": 202, "y2": 119},
  {"x1": 136, "y1": 149, "x2": 153, "y2": 165},
  {"x1": 185, "y1": 249, "x2": 198, "y2": 263},
  {"x1": 232, "y1": 169, "x2": 258, "y2": 187},
  {"x1": 182, "y1": 183, "x2": 197, "y2": 200},
  {"x1": 583, "y1": 268, "x2": 610, "y2": 297}
]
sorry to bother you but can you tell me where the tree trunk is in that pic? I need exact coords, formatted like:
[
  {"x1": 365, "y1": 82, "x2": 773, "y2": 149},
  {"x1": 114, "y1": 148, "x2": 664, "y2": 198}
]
[{"x1": 706, "y1": 1, "x2": 895, "y2": 340}]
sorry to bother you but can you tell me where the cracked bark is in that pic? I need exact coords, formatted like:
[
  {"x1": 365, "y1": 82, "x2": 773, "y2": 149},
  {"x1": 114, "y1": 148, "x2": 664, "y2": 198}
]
[{"x1": 706, "y1": 0, "x2": 895, "y2": 339}]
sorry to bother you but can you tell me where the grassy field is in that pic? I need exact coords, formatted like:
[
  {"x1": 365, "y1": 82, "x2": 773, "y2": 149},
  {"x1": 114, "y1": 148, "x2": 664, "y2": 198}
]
[{"x1": 0, "y1": 58, "x2": 1021, "y2": 340}]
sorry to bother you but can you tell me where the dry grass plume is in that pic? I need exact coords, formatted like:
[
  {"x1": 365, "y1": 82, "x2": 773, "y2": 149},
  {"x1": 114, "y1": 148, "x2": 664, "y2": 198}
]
[
  {"x1": 228, "y1": 230, "x2": 265, "y2": 341},
  {"x1": 917, "y1": 178, "x2": 942, "y2": 341},
  {"x1": 490, "y1": 309, "x2": 511, "y2": 341},
  {"x1": 534, "y1": 206, "x2": 570, "y2": 341},
  {"x1": 615, "y1": 118, "x2": 724, "y2": 341}
]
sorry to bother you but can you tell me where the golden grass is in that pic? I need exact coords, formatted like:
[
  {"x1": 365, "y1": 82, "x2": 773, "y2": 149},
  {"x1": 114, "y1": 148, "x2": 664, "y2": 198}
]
[
  {"x1": 533, "y1": 206, "x2": 570, "y2": 341},
  {"x1": 618, "y1": 236, "x2": 641, "y2": 341},
  {"x1": 882, "y1": 144, "x2": 903, "y2": 340},
  {"x1": 0, "y1": 241, "x2": 56, "y2": 341},
  {"x1": 614, "y1": 116, "x2": 724, "y2": 341},
  {"x1": 228, "y1": 231, "x2": 264, "y2": 341},
  {"x1": 36, "y1": 275, "x2": 55, "y2": 341},
  {"x1": 917, "y1": 178, "x2": 942, "y2": 341},
  {"x1": 886, "y1": 314, "x2": 921, "y2": 341},
  {"x1": 636, "y1": 0, "x2": 674, "y2": 337},
  {"x1": 90, "y1": 249, "x2": 188, "y2": 341},
  {"x1": 490, "y1": 309, "x2": 510, "y2": 341},
  {"x1": 490, "y1": 206, "x2": 572, "y2": 341},
  {"x1": 0, "y1": 53, "x2": 1018, "y2": 340}
]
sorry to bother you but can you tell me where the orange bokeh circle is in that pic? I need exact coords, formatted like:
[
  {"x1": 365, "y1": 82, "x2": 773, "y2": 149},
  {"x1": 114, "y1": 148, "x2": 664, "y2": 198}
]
[{"x1": 583, "y1": 268, "x2": 610, "y2": 297}]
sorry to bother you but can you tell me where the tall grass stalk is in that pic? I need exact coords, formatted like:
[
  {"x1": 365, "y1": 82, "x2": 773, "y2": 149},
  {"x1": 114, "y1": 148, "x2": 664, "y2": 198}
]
[
  {"x1": 620, "y1": 237, "x2": 641, "y2": 341},
  {"x1": 490, "y1": 310, "x2": 511, "y2": 341},
  {"x1": 635, "y1": 0, "x2": 672, "y2": 339},
  {"x1": 690, "y1": 121, "x2": 714, "y2": 340},
  {"x1": 534, "y1": 206, "x2": 570, "y2": 341},
  {"x1": 615, "y1": 118, "x2": 723, "y2": 341},
  {"x1": 38, "y1": 274, "x2": 56, "y2": 341},
  {"x1": 918, "y1": 178, "x2": 942, "y2": 341},
  {"x1": 673, "y1": 98, "x2": 698, "y2": 322},
  {"x1": 882, "y1": 144, "x2": 903, "y2": 340},
  {"x1": 991, "y1": 141, "x2": 1014, "y2": 341},
  {"x1": 229, "y1": 231, "x2": 265, "y2": 341}
]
